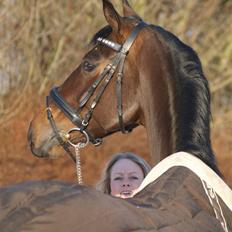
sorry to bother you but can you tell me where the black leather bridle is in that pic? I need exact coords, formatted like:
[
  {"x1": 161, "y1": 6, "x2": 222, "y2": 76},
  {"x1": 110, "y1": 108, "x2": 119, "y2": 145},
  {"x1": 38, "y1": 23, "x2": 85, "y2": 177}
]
[{"x1": 46, "y1": 21, "x2": 147, "y2": 160}]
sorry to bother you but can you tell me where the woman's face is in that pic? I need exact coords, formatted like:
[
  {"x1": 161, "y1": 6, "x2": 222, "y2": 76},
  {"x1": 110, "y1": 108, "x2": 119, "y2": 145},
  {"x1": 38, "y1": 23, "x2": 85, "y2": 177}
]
[{"x1": 110, "y1": 158, "x2": 144, "y2": 199}]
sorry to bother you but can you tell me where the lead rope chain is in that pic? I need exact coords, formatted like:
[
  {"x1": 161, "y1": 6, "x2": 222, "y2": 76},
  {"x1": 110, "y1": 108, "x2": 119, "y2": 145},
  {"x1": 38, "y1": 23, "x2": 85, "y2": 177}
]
[
  {"x1": 201, "y1": 179, "x2": 228, "y2": 232},
  {"x1": 66, "y1": 128, "x2": 90, "y2": 185},
  {"x1": 75, "y1": 145, "x2": 83, "y2": 185}
]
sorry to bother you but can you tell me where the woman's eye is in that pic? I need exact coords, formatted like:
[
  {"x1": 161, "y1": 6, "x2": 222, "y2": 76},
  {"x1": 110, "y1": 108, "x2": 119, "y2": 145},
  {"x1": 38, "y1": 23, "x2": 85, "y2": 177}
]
[
  {"x1": 83, "y1": 61, "x2": 96, "y2": 72},
  {"x1": 113, "y1": 177, "x2": 122, "y2": 181},
  {"x1": 130, "y1": 176, "x2": 139, "y2": 180}
]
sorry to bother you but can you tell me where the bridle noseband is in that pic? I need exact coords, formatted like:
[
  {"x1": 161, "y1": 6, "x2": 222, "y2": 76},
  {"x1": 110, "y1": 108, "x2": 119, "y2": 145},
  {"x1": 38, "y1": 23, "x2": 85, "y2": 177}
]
[{"x1": 46, "y1": 21, "x2": 147, "y2": 158}]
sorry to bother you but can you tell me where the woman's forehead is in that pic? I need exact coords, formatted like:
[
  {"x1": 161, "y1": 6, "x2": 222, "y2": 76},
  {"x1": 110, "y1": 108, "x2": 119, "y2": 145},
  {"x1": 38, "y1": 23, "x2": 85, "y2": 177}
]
[{"x1": 110, "y1": 158, "x2": 143, "y2": 174}]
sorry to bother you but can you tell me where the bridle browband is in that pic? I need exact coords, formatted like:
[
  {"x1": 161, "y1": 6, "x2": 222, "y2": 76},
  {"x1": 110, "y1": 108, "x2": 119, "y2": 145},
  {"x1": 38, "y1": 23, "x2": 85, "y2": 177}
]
[{"x1": 46, "y1": 21, "x2": 147, "y2": 159}]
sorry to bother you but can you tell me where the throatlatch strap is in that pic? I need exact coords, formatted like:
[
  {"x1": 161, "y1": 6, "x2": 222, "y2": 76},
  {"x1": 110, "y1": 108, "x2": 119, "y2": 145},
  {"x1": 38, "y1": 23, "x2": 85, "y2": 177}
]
[
  {"x1": 116, "y1": 54, "x2": 127, "y2": 133},
  {"x1": 116, "y1": 22, "x2": 147, "y2": 133}
]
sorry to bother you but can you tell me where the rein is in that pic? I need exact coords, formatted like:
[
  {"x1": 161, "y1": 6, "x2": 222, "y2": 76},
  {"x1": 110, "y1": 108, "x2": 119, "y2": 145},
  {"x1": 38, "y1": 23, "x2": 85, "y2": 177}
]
[{"x1": 45, "y1": 21, "x2": 147, "y2": 183}]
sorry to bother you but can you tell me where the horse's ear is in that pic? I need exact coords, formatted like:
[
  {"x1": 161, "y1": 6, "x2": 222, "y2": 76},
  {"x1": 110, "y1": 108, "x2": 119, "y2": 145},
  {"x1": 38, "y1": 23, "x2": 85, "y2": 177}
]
[
  {"x1": 122, "y1": 0, "x2": 141, "y2": 20},
  {"x1": 103, "y1": 0, "x2": 122, "y2": 32}
]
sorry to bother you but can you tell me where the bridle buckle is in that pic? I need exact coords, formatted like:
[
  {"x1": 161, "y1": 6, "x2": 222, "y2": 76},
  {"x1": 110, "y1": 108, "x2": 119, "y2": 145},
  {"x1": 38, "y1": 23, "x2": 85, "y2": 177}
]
[{"x1": 82, "y1": 120, "x2": 89, "y2": 127}]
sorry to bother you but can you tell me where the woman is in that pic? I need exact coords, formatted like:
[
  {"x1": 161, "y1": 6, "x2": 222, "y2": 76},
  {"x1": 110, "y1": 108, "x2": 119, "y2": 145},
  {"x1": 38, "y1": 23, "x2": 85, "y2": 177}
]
[{"x1": 96, "y1": 152, "x2": 151, "y2": 199}]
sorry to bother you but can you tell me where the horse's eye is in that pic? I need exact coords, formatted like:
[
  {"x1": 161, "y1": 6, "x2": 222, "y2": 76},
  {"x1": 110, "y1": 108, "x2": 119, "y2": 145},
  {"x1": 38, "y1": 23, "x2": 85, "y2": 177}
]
[{"x1": 83, "y1": 61, "x2": 96, "y2": 72}]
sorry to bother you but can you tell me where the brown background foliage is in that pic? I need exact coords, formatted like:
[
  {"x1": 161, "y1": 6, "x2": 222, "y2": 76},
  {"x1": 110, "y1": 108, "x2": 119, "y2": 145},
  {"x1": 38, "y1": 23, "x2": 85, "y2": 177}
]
[{"x1": 0, "y1": 0, "x2": 231, "y2": 188}]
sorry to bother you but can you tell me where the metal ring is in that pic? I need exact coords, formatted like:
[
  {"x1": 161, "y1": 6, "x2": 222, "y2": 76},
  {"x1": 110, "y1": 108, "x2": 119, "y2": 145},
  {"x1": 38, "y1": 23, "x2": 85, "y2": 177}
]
[
  {"x1": 82, "y1": 120, "x2": 89, "y2": 127},
  {"x1": 66, "y1": 127, "x2": 89, "y2": 148}
]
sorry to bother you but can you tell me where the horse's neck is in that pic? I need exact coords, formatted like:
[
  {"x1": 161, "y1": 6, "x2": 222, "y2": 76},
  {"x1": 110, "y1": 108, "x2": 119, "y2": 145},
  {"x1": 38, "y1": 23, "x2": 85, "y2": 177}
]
[
  {"x1": 138, "y1": 45, "x2": 175, "y2": 164},
  {"x1": 137, "y1": 30, "x2": 218, "y2": 173}
]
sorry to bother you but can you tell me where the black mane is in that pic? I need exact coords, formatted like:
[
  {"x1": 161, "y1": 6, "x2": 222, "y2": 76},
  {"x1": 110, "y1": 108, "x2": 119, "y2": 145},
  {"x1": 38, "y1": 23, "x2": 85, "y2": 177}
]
[{"x1": 152, "y1": 25, "x2": 220, "y2": 175}]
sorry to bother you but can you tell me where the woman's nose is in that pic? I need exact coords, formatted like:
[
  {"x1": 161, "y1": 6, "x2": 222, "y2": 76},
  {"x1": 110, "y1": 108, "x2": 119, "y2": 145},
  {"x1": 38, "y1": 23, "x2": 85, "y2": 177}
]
[{"x1": 122, "y1": 183, "x2": 130, "y2": 187}]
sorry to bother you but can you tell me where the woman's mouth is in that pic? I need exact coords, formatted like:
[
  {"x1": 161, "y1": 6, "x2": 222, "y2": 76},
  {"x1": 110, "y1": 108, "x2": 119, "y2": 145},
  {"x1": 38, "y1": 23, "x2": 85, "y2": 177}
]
[{"x1": 120, "y1": 190, "x2": 133, "y2": 198}]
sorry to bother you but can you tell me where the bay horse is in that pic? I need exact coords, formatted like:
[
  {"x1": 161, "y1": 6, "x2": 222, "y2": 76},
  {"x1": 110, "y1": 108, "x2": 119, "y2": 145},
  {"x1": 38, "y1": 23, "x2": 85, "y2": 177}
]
[
  {"x1": 12, "y1": 0, "x2": 230, "y2": 231},
  {"x1": 28, "y1": 0, "x2": 219, "y2": 174}
]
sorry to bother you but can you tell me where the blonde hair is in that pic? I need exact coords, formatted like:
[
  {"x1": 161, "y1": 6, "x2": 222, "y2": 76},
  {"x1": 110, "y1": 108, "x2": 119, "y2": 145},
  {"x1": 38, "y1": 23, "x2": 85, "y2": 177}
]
[{"x1": 96, "y1": 152, "x2": 151, "y2": 194}]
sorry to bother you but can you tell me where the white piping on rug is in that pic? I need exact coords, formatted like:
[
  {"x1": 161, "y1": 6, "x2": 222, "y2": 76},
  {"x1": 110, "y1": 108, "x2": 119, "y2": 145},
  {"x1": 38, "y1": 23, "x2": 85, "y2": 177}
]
[{"x1": 134, "y1": 152, "x2": 232, "y2": 212}]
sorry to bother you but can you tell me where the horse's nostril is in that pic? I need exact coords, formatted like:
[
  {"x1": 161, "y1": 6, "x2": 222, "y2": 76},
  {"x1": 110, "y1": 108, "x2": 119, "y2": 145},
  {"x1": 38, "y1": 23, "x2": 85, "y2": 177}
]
[{"x1": 27, "y1": 123, "x2": 33, "y2": 145}]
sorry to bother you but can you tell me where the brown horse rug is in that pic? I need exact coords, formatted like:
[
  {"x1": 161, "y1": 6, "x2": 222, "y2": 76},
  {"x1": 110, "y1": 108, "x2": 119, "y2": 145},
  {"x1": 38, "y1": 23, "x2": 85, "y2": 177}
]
[{"x1": 0, "y1": 152, "x2": 231, "y2": 232}]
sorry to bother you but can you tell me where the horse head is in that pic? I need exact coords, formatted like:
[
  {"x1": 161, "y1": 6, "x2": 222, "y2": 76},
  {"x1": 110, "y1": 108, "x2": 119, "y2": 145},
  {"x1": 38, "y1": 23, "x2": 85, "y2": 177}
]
[{"x1": 28, "y1": 0, "x2": 146, "y2": 158}]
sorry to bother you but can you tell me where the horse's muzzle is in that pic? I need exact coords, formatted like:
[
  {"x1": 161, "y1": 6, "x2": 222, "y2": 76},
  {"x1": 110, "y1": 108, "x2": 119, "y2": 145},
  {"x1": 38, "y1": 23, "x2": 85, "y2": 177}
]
[{"x1": 27, "y1": 123, "x2": 48, "y2": 158}]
